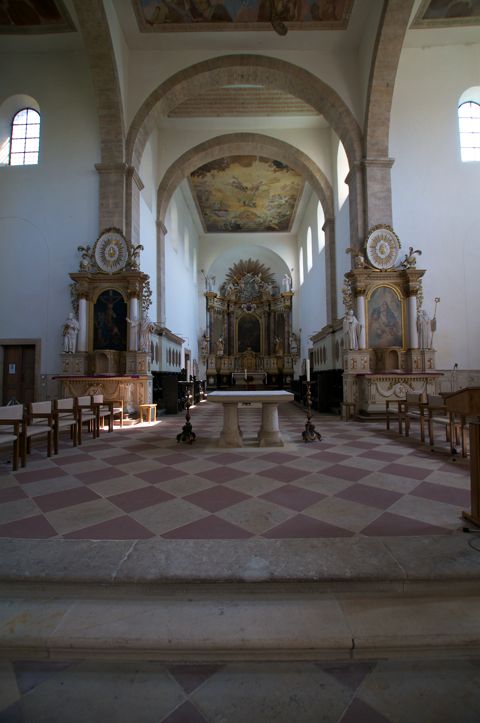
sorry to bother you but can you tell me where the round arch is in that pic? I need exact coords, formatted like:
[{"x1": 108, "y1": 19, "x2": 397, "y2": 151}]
[
  {"x1": 156, "y1": 132, "x2": 334, "y2": 224},
  {"x1": 126, "y1": 54, "x2": 363, "y2": 171}
]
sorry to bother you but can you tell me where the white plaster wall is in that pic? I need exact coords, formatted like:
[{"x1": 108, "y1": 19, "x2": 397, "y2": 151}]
[
  {"x1": 163, "y1": 187, "x2": 200, "y2": 364},
  {"x1": 332, "y1": 134, "x2": 351, "y2": 321},
  {"x1": 139, "y1": 196, "x2": 157, "y2": 320},
  {"x1": 153, "y1": 124, "x2": 334, "y2": 188},
  {"x1": 126, "y1": 50, "x2": 364, "y2": 129},
  {"x1": 0, "y1": 51, "x2": 100, "y2": 375},
  {"x1": 295, "y1": 189, "x2": 327, "y2": 361},
  {"x1": 391, "y1": 44, "x2": 480, "y2": 369}
]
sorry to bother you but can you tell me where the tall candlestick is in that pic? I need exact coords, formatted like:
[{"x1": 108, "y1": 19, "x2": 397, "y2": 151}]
[{"x1": 306, "y1": 358, "x2": 310, "y2": 382}]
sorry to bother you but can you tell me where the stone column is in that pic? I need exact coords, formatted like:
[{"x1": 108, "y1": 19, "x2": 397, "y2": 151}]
[
  {"x1": 323, "y1": 218, "x2": 337, "y2": 324},
  {"x1": 362, "y1": 158, "x2": 395, "y2": 230},
  {"x1": 346, "y1": 163, "x2": 365, "y2": 251},
  {"x1": 128, "y1": 296, "x2": 139, "y2": 351},
  {"x1": 356, "y1": 292, "x2": 367, "y2": 349},
  {"x1": 95, "y1": 162, "x2": 128, "y2": 231},
  {"x1": 77, "y1": 296, "x2": 88, "y2": 352},
  {"x1": 408, "y1": 294, "x2": 418, "y2": 349},
  {"x1": 156, "y1": 220, "x2": 167, "y2": 327},
  {"x1": 125, "y1": 166, "x2": 144, "y2": 246}
]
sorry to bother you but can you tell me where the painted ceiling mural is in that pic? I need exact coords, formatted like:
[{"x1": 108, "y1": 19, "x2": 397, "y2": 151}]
[
  {"x1": 0, "y1": 0, "x2": 75, "y2": 33},
  {"x1": 133, "y1": 0, "x2": 353, "y2": 31},
  {"x1": 189, "y1": 156, "x2": 304, "y2": 233},
  {"x1": 412, "y1": 0, "x2": 480, "y2": 27}
]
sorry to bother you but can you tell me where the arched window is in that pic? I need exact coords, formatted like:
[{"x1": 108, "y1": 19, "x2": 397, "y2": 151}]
[
  {"x1": 336, "y1": 140, "x2": 349, "y2": 208},
  {"x1": 9, "y1": 108, "x2": 40, "y2": 166},
  {"x1": 299, "y1": 246, "x2": 304, "y2": 286},
  {"x1": 317, "y1": 201, "x2": 325, "y2": 253},
  {"x1": 458, "y1": 95, "x2": 480, "y2": 162},
  {"x1": 306, "y1": 227, "x2": 313, "y2": 272}
]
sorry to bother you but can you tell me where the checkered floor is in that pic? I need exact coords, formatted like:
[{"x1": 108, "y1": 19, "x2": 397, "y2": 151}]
[{"x1": 0, "y1": 401, "x2": 470, "y2": 540}]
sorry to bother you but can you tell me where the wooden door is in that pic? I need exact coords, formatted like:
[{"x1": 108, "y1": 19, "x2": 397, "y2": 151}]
[{"x1": 2, "y1": 345, "x2": 35, "y2": 405}]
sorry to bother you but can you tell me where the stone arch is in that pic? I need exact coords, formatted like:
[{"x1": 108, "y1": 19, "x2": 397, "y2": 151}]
[
  {"x1": 126, "y1": 54, "x2": 363, "y2": 171},
  {"x1": 156, "y1": 132, "x2": 334, "y2": 223},
  {"x1": 363, "y1": 0, "x2": 415, "y2": 228},
  {"x1": 154, "y1": 133, "x2": 338, "y2": 326}
]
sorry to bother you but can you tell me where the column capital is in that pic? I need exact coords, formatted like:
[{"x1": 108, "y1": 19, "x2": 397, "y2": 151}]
[{"x1": 126, "y1": 165, "x2": 144, "y2": 191}]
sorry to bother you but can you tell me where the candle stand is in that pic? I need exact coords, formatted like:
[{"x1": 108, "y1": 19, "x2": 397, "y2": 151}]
[
  {"x1": 176, "y1": 382, "x2": 196, "y2": 444},
  {"x1": 302, "y1": 381, "x2": 322, "y2": 443}
]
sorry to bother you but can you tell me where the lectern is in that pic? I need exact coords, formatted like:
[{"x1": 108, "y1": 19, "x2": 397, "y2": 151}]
[{"x1": 444, "y1": 388, "x2": 480, "y2": 527}]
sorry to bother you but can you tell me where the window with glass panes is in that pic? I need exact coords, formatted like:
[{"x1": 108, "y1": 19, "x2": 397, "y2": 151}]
[
  {"x1": 458, "y1": 101, "x2": 480, "y2": 162},
  {"x1": 9, "y1": 108, "x2": 40, "y2": 166}
]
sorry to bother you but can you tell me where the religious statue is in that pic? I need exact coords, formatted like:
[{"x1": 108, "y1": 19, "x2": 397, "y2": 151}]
[
  {"x1": 216, "y1": 336, "x2": 224, "y2": 356},
  {"x1": 63, "y1": 312, "x2": 80, "y2": 353},
  {"x1": 200, "y1": 332, "x2": 208, "y2": 356},
  {"x1": 273, "y1": 335, "x2": 282, "y2": 354},
  {"x1": 343, "y1": 309, "x2": 361, "y2": 350},
  {"x1": 401, "y1": 246, "x2": 422, "y2": 269},
  {"x1": 282, "y1": 274, "x2": 292, "y2": 292},
  {"x1": 417, "y1": 309, "x2": 436, "y2": 349},
  {"x1": 126, "y1": 315, "x2": 155, "y2": 352},
  {"x1": 289, "y1": 332, "x2": 299, "y2": 355}
]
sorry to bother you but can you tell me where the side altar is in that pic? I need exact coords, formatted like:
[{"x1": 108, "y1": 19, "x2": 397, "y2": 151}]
[
  {"x1": 58, "y1": 228, "x2": 154, "y2": 412},
  {"x1": 341, "y1": 226, "x2": 442, "y2": 415}
]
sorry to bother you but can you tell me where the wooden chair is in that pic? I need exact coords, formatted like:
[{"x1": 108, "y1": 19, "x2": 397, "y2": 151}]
[
  {"x1": 403, "y1": 392, "x2": 427, "y2": 443},
  {"x1": 53, "y1": 398, "x2": 79, "y2": 454},
  {"x1": 111, "y1": 399, "x2": 124, "y2": 428},
  {"x1": 92, "y1": 394, "x2": 114, "y2": 434},
  {"x1": 426, "y1": 394, "x2": 460, "y2": 453},
  {"x1": 0, "y1": 404, "x2": 23, "y2": 471},
  {"x1": 385, "y1": 399, "x2": 404, "y2": 434},
  {"x1": 75, "y1": 395, "x2": 98, "y2": 444},
  {"x1": 25, "y1": 401, "x2": 54, "y2": 463}
]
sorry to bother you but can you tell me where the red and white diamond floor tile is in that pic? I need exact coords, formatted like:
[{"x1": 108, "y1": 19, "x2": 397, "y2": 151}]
[{"x1": 0, "y1": 402, "x2": 470, "y2": 540}]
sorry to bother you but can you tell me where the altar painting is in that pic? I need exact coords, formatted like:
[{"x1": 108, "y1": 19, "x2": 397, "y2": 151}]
[
  {"x1": 238, "y1": 314, "x2": 261, "y2": 353},
  {"x1": 93, "y1": 289, "x2": 127, "y2": 351},
  {"x1": 190, "y1": 156, "x2": 303, "y2": 233},
  {"x1": 367, "y1": 286, "x2": 403, "y2": 349}
]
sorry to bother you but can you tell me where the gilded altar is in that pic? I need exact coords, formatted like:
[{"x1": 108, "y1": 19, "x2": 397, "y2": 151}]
[{"x1": 201, "y1": 259, "x2": 298, "y2": 384}]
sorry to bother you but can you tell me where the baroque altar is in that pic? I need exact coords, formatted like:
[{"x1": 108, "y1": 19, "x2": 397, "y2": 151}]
[
  {"x1": 58, "y1": 228, "x2": 154, "y2": 410},
  {"x1": 200, "y1": 259, "x2": 298, "y2": 387},
  {"x1": 341, "y1": 226, "x2": 442, "y2": 414}
]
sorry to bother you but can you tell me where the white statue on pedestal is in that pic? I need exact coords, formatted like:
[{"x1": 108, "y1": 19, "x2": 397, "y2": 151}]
[
  {"x1": 343, "y1": 309, "x2": 361, "y2": 350},
  {"x1": 63, "y1": 312, "x2": 80, "y2": 353},
  {"x1": 282, "y1": 274, "x2": 292, "y2": 292},
  {"x1": 216, "y1": 336, "x2": 224, "y2": 356},
  {"x1": 127, "y1": 315, "x2": 155, "y2": 352},
  {"x1": 417, "y1": 309, "x2": 436, "y2": 349}
]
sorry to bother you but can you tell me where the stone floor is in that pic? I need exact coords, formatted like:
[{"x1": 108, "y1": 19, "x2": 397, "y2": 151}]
[
  {"x1": 1, "y1": 402, "x2": 480, "y2": 721},
  {"x1": 2, "y1": 657, "x2": 480, "y2": 722},
  {"x1": 0, "y1": 401, "x2": 471, "y2": 540}
]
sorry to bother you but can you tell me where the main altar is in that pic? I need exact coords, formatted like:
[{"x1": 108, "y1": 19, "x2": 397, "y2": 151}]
[{"x1": 199, "y1": 259, "x2": 298, "y2": 388}]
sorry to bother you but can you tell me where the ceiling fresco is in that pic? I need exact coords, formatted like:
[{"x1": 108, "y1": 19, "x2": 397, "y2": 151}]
[
  {"x1": 189, "y1": 156, "x2": 304, "y2": 233},
  {"x1": 133, "y1": 0, "x2": 353, "y2": 32},
  {"x1": 0, "y1": 0, "x2": 75, "y2": 33},
  {"x1": 412, "y1": 0, "x2": 480, "y2": 27}
]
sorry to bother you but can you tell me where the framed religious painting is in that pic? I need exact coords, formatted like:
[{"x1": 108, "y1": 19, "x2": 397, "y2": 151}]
[{"x1": 367, "y1": 285, "x2": 403, "y2": 348}]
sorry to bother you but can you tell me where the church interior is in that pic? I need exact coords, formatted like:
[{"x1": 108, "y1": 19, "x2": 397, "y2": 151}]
[{"x1": 1, "y1": 0, "x2": 480, "y2": 719}]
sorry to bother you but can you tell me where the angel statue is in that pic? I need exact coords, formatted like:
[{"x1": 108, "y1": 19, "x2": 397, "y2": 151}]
[
  {"x1": 130, "y1": 243, "x2": 143, "y2": 270},
  {"x1": 77, "y1": 245, "x2": 92, "y2": 272},
  {"x1": 401, "y1": 246, "x2": 422, "y2": 269}
]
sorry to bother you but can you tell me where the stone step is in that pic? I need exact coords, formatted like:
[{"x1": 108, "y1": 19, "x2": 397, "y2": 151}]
[{"x1": 1, "y1": 583, "x2": 480, "y2": 662}]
